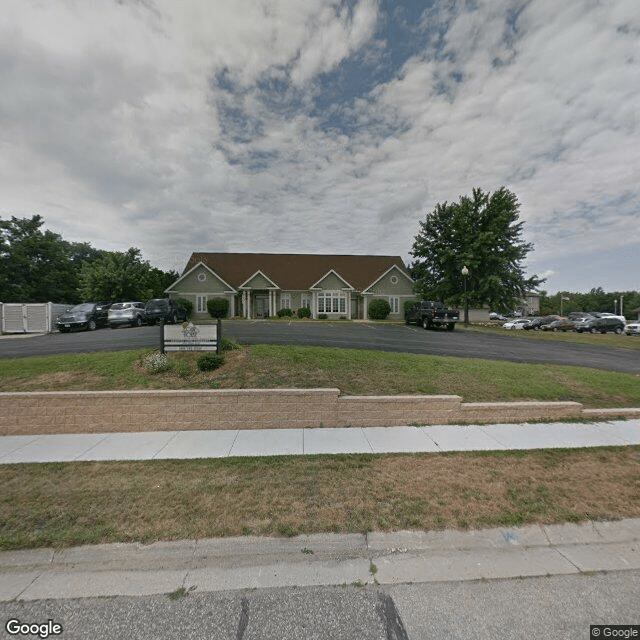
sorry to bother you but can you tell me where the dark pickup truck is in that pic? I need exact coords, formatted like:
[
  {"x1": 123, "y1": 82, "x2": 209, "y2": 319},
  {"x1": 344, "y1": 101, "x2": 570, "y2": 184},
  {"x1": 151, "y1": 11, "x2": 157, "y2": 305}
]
[{"x1": 405, "y1": 301, "x2": 460, "y2": 331}]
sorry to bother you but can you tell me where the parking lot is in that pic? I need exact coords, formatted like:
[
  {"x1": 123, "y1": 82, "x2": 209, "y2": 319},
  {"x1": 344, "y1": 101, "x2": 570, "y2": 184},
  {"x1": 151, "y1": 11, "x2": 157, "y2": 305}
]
[{"x1": 1, "y1": 320, "x2": 639, "y2": 375}]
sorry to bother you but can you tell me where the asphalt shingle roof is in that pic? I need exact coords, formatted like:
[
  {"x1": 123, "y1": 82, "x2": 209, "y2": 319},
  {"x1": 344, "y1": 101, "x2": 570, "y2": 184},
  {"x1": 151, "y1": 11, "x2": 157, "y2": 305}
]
[{"x1": 185, "y1": 253, "x2": 410, "y2": 291}]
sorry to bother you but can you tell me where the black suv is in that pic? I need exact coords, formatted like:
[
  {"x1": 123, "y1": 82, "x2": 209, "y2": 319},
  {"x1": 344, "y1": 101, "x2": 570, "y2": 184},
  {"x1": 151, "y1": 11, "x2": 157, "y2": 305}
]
[
  {"x1": 144, "y1": 298, "x2": 188, "y2": 324},
  {"x1": 56, "y1": 302, "x2": 111, "y2": 332},
  {"x1": 575, "y1": 317, "x2": 625, "y2": 334}
]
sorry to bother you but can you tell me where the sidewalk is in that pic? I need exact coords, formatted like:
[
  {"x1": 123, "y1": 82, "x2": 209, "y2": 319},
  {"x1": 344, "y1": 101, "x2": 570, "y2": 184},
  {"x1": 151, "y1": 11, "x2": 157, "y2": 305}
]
[
  {"x1": 1, "y1": 419, "x2": 639, "y2": 464},
  {"x1": 2, "y1": 520, "x2": 640, "y2": 601}
]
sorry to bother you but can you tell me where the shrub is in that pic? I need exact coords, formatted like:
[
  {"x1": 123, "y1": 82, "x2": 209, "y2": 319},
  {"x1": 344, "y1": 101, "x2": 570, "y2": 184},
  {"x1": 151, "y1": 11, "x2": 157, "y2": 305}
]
[
  {"x1": 220, "y1": 336, "x2": 241, "y2": 351},
  {"x1": 404, "y1": 299, "x2": 419, "y2": 314},
  {"x1": 143, "y1": 352, "x2": 171, "y2": 374},
  {"x1": 297, "y1": 307, "x2": 311, "y2": 319},
  {"x1": 368, "y1": 298, "x2": 391, "y2": 320},
  {"x1": 277, "y1": 308, "x2": 293, "y2": 318},
  {"x1": 317, "y1": 313, "x2": 328, "y2": 320},
  {"x1": 196, "y1": 353, "x2": 225, "y2": 371},
  {"x1": 175, "y1": 297, "x2": 193, "y2": 319},
  {"x1": 207, "y1": 297, "x2": 229, "y2": 319}
]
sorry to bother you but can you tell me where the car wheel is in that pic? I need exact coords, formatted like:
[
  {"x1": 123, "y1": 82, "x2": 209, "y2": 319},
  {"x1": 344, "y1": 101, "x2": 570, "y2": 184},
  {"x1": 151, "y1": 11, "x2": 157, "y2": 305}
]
[
  {"x1": 446, "y1": 323, "x2": 455, "y2": 331},
  {"x1": 590, "y1": 328, "x2": 598, "y2": 334},
  {"x1": 135, "y1": 316, "x2": 142, "y2": 327},
  {"x1": 422, "y1": 318, "x2": 428, "y2": 330},
  {"x1": 110, "y1": 324, "x2": 117, "y2": 329},
  {"x1": 87, "y1": 319, "x2": 97, "y2": 331},
  {"x1": 58, "y1": 328, "x2": 69, "y2": 333}
]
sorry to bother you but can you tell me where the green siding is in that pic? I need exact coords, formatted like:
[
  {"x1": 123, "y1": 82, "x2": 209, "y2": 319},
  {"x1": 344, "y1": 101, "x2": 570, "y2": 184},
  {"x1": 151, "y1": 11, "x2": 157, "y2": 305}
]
[
  {"x1": 170, "y1": 267, "x2": 229, "y2": 294},
  {"x1": 366, "y1": 269, "x2": 414, "y2": 296},
  {"x1": 243, "y1": 272, "x2": 275, "y2": 289},
  {"x1": 315, "y1": 272, "x2": 350, "y2": 290}
]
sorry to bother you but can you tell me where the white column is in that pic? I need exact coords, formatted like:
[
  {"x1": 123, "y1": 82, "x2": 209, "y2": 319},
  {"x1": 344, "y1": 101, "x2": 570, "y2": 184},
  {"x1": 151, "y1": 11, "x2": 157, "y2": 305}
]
[
  {"x1": 363, "y1": 295, "x2": 368, "y2": 320},
  {"x1": 230, "y1": 295, "x2": 235, "y2": 318}
]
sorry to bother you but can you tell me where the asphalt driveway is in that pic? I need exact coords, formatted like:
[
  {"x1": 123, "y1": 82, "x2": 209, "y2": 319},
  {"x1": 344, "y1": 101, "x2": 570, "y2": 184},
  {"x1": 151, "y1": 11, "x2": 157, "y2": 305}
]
[{"x1": 1, "y1": 321, "x2": 638, "y2": 374}]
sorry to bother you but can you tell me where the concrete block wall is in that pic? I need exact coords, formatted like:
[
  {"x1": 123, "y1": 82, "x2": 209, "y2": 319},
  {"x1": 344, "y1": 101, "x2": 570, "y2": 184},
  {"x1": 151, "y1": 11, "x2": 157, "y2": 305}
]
[{"x1": 0, "y1": 389, "x2": 609, "y2": 437}]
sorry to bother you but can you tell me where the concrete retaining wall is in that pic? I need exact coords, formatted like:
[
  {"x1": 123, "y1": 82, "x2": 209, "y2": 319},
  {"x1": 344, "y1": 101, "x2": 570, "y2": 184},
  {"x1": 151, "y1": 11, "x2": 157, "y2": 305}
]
[{"x1": 0, "y1": 389, "x2": 596, "y2": 436}]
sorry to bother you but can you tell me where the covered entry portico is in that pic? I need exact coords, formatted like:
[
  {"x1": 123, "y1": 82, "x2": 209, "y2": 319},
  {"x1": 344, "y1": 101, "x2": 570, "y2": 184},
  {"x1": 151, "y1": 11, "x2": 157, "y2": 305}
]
[{"x1": 239, "y1": 288, "x2": 279, "y2": 319}]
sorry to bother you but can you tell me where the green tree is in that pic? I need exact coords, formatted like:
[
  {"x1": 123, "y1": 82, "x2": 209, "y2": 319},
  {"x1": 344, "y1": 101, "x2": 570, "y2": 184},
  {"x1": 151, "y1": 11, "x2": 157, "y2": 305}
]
[
  {"x1": 78, "y1": 247, "x2": 161, "y2": 301},
  {"x1": 0, "y1": 214, "x2": 98, "y2": 303},
  {"x1": 410, "y1": 187, "x2": 543, "y2": 312}
]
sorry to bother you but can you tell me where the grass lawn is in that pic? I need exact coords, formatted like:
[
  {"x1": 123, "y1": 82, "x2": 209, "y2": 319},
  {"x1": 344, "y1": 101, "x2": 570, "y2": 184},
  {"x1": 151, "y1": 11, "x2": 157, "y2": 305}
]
[
  {"x1": 1, "y1": 343, "x2": 640, "y2": 408},
  {"x1": 1, "y1": 446, "x2": 639, "y2": 550},
  {"x1": 1, "y1": 342, "x2": 639, "y2": 550}
]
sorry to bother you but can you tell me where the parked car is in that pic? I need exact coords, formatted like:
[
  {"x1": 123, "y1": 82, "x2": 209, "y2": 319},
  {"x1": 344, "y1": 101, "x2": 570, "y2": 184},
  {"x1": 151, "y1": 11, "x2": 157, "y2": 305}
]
[
  {"x1": 489, "y1": 312, "x2": 507, "y2": 321},
  {"x1": 144, "y1": 298, "x2": 188, "y2": 324},
  {"x1": 56, "y1": 302, "x2": 110, "y2": 332},
  {"x1": 108, "y1": 302, "x2": 147, "y2": 328},
  {"x1": 404, "y1": 300, "x2": 459, "y2": 330},
  {"x1": 575, "y1": 317, "x2": 625, "y2": 334},
  {"x1": 597, "y1": 312, "x2": 627, "y2": 324},
  {"x1": 624, "y1": 323, "x2": 640, "y2": 336},
  {"x1": 523, "y1": 315, "x2": 559, "y2": 331},
  {"x1": 503, "y1": 318, "x2": 530, "y2": 330},
  {"x1": 542, "y1": 317, "x2": 576, "y2": 332}
]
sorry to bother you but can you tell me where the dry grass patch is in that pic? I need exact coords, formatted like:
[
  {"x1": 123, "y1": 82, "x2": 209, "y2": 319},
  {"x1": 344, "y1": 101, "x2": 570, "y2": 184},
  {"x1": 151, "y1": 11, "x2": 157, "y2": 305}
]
[{"x1": 1, "y1": 446, "x2": 639, "y2": 549}]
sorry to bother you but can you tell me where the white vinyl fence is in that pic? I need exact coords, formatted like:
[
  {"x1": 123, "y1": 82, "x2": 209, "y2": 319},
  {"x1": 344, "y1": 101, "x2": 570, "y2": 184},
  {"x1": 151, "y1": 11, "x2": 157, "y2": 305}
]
[{"x1": 1, "y1": 303, "x2": 69, "y2": 333}]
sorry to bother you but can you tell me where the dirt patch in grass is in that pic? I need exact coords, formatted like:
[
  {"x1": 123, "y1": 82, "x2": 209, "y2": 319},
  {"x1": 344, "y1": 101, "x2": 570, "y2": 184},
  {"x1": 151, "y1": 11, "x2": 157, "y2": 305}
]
[
  {"x1": 1, "y1": 446, "x2": 639, "y2": 549},
  {"x1": 5, "y1": 371, "x2": 107, "y2": 392}
]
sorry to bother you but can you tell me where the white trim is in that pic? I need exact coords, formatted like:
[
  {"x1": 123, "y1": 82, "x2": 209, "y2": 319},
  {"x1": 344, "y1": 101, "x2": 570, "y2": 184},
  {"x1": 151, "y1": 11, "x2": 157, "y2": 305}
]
[
  {"x1": 309, "y1": 269, "x2": 355, "y2": 291},
  {"x1": 196, "y1": 295, "x2": 208, "y2": 313},
  {"x1": 362, "y1": 264, "x2": 413, "y2": 294},
  {"x1": 166, "y1": 261, "x2": 237, "y2": 293},
  {"x1": 238, "y1": 270, "x2": 280, "y2": 290}
]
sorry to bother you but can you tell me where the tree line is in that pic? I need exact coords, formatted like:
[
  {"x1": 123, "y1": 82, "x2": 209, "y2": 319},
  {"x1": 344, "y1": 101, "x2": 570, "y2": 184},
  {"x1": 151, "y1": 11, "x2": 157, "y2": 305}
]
[
  {"x1": 0, "y1": 215, "x2": 178, "y2": 304},
  {"x1": 539, "y1": 288, "x2": 640, "y2": 319}
]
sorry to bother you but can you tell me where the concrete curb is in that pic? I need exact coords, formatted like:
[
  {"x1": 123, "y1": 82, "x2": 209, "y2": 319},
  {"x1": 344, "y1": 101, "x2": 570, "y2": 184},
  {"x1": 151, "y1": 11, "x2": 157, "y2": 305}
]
[{"x1": 2, "y1": 520, "x2": 639, "y2": 601}]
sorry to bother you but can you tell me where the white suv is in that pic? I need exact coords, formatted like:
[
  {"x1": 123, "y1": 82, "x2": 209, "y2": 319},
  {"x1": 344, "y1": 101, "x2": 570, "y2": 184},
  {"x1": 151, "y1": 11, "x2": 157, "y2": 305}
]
[{"x1": 108, "y1": 302, "x2": 147, "y2": 328}]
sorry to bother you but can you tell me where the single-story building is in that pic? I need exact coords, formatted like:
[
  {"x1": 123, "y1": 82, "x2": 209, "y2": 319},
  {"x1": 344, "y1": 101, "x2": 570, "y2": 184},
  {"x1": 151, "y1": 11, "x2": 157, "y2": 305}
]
[{"x1": 166, "y1": 253, "x2": 415, "y2": 320}]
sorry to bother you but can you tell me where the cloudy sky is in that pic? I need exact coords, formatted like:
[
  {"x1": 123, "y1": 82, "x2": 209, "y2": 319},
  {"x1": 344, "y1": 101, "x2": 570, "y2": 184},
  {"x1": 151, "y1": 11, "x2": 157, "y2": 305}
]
[{"x1": 1, "y1": 0, "x2": 638, "y2": 294}]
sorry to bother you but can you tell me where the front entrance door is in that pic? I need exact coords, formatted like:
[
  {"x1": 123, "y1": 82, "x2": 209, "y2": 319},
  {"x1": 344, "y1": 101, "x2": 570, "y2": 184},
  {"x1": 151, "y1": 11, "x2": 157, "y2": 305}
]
[{"x1": 254, "y1": 294, "x2": 269, "y2": 318}]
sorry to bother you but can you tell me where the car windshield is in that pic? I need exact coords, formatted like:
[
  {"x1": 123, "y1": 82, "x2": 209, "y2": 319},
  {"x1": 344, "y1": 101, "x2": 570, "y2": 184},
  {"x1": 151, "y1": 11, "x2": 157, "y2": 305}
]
[
  {"x1": 110, "y1": 303, "x2": 127, "y2": 310},
  {"x1": 146, "y1": 299, "x2": 168, "y2": 309},
  {"x1": 70, "y1": 303, "x2": 94, "y2": 312}
]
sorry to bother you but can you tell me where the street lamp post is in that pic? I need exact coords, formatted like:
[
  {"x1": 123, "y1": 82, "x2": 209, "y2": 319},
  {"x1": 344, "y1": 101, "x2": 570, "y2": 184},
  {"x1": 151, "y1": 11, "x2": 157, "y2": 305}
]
[{"x1": 461, "y1": 266, "x2": 469, "y2": 326}]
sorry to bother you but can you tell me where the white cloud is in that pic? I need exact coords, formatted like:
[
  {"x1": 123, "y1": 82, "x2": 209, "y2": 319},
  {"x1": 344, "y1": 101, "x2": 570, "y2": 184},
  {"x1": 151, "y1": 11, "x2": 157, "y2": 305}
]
[{"x1": 0, "y1": 0, "x2": 638, "y2": 292}]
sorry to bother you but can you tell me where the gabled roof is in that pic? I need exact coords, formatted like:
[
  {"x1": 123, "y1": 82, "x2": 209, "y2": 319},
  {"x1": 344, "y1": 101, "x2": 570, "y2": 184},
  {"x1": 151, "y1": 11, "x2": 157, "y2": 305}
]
[
  {"x1": 309, "y1": 269, "x2": 355, "y2": 291},
  {"x1": 166, "y1": 261, "x2": 236, "y2": 292},
  {"x1": 362, "y1": 264, "x2": 414, "y2": 293},
  {"x1": 239, "y1": 270, "x2": 279, "y2": 289},
  {"x1": 183, "y1": 253, "x2": 410, "y2": 292}
]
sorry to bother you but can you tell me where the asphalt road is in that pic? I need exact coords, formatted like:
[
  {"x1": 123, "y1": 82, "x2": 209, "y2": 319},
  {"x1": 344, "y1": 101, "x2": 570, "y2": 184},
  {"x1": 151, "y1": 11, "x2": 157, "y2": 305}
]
[
  {"x1": 1, "y1": 321, "x2": 639, "y2": 374},
  {"x1": 2, "y1": 572, "x2": 638, "y2": 640}
]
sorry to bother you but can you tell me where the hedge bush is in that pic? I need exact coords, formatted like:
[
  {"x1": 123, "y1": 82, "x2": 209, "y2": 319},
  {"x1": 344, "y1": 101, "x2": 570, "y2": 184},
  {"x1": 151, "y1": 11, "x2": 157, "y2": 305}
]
[
  {"x1": 207, "y1": 297, "x2": 229, "y2": 319},
  {"x1": 175, "y1": 297, "x2": 193, "y2": 318},
  {"x1": 297, "y1": 307, "x2": 311, "y2": 319},
  {"x1": 196, "y1": 353, "x2": 225, "y2": 371},
  {"x1": 276, "y1": 308, "x2": 293, "y2": 317},
  {"x1": 368, "y1": 298, "x2": 391, "y2": 320},
  {"x1": 317, "y1": 313, "x2": 328, "y2": 320}
]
